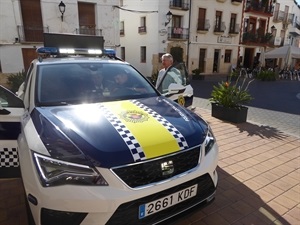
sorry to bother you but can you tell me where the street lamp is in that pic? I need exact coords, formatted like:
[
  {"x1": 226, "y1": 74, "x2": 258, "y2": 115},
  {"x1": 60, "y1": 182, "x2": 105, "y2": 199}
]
[
  {"x1": 165, "y1": 11, "x2": 173, "y2": 26},
  {"x1": 59, "y1": 1, "x2": 66, "y2": 22}
]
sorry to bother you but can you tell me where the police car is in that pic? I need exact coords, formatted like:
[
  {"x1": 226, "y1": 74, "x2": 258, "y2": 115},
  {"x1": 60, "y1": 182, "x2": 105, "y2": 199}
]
[{"x1": 0, "y1": 43, "x2": 218, "y2": 225}]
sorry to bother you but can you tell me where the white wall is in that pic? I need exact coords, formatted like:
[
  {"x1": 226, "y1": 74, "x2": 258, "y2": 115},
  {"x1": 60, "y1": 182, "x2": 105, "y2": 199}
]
[{"x1": 0, "y1": 0, "x2": 120, "y2": 73}]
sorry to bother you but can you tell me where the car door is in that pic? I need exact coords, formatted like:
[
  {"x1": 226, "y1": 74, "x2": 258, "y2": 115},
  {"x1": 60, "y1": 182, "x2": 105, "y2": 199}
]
[
  {"x1": 0, "y1": 85, "x2": 24, "y2": 178},
  {"x1": 157, "y1": 62, "x2": 193, "y2": 108}
]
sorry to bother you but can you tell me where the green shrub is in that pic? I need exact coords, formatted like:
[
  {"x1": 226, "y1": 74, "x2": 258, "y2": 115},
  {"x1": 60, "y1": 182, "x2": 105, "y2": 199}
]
[
  {"x1": 7, "y1": 71, "x2": 26, "y2": 93},
  {"x1": 192, "y1": 68, "x2": 201, "y2": 76},
  {"x1": 257, "y1": 70, "x2": 276, "y2": 81}
]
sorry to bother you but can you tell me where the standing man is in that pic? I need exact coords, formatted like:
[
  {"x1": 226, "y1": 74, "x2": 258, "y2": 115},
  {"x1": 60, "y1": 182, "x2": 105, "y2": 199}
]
[
  {"x1": 155, "y1": 53, "x2": 174, "y2": 88},
  {"x1": 155, "y1": 53, "x2": 182, "y2": 92}
]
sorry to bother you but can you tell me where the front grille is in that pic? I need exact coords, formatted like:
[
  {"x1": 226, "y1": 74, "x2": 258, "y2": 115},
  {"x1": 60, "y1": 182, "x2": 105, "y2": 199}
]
[
  {"x1": 105, "y1": 173, "x2": 216, "y2": 225},
  {"x1": 112, "y1": 146, "x2": 201, "y2": 188}
]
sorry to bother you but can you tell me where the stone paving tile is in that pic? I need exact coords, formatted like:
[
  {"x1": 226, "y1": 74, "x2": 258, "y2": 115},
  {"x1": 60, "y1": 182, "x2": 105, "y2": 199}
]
[{"x1": 170, "y1": 107, "x2": 300, "y2": 225}]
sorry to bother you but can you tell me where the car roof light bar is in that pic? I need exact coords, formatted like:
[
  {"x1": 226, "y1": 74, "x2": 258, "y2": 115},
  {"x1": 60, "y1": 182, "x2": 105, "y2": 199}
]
[
  {"x1": 37, "y1": 47, "x2": 106, "y2": 56},
  {"x1": 36, "y1": 47, "x2": 120, "y2": 61}
]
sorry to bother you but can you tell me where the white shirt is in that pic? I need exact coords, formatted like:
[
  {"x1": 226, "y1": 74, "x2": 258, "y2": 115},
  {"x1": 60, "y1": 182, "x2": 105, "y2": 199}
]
[{"x1": 155, "y1": 68, "x2": 166, "y2": 88}]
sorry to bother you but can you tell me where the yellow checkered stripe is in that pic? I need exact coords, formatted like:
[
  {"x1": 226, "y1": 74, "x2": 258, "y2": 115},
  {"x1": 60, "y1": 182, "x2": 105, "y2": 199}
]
[{"x1": 101, "y1": 100, "x2": 189, "y2": 160}]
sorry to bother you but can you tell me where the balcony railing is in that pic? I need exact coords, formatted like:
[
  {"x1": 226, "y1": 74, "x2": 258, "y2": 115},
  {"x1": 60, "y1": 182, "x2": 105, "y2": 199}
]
[
  {"x1": 273, "y1": 10, "x2": 285, "y2": 22},
  {"x1": 17, "y1": 25, "x2": 49, "y2": 42},
  {"x1": 286, "y1": 13, "x2": 294, "y2": 24},
  {"x1": 245, "y1": 2, "x2": 273, "y2": 16},
  {"x1": 229, "y1": 23, "x2": 240, "y2": 35},
  {"x1": 76, "y1": 25, "x2": 102, "y2": 36},
  {"x1": 214, "y1": 22, "x2": 226, "y2": 33},
  {"x1": 242, "y1": 31, "x2": 273, "y2": 45},
  {"x1": 138, "y1": 26, "x2": 147, "y2": 33},
  {"x1": 289, "y1": 21, "x2": 300, "y2": 36},
  {"x1": 197, "y1": 19, "x2": 210, "y2": 32},
  {"x1": 169, "y1": 0, "x2": 189, "y2": 10},
  {"x1": 167, "y1": 27, "x2": 189, "y2": 40}
]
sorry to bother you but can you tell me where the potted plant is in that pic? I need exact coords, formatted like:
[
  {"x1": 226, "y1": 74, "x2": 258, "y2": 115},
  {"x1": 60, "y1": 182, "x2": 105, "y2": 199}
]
[
  {"x1": 209, "y1": 75, "x2": 254, "y2": 123},
  {"x1": 192, "y1": 68, "x2": 204, "y2": 80}
]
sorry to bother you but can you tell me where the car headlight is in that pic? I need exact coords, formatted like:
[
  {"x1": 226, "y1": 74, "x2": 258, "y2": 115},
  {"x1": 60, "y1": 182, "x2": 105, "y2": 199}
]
[
  {"x1": 204, "y1": 126, "x2": 216, "y2": 155},
  {"x1": 33, "y1": 152, "x2": 108, "y2": 187}
]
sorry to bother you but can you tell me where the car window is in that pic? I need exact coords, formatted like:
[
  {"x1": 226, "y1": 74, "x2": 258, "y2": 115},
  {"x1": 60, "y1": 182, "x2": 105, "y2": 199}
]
[
  {"x1": 158, "y1": 63, "x2": 189, "y2": 94},
  {"x1": 0, "y1": 85, "x2": 24, "y2": 108},
  {"x1": 36, "y1": 63, "x2": 158, "y2": 106}
]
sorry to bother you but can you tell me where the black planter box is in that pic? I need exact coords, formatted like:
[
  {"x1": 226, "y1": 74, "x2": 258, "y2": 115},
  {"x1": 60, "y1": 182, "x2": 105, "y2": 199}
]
[{"x1": 211, "y1": 103, "x2": 248, "y2": 123}]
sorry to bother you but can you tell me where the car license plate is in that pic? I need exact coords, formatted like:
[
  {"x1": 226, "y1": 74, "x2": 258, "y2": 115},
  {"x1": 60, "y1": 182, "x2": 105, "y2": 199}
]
[{"x1": 138, "y1": 184, "x2": 198, "y2": 219}]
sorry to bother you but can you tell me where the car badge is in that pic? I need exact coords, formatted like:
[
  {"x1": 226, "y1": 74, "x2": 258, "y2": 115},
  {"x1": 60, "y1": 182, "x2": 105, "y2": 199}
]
[
  {"x1": 178, "y1": 95, "x2": 185, "y2": 106},
  {"x1": 120, "y1": 110, "x2": 149, "y2": 123},
  {"x1": 161, "y1": 160, "x2": 174, "y2": 176}
]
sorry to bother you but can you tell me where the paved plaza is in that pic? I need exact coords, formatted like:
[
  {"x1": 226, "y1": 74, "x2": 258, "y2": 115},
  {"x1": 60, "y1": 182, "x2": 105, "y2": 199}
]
[{"x1": 168, "y1": 106, "x2": 299, "y2": 225}]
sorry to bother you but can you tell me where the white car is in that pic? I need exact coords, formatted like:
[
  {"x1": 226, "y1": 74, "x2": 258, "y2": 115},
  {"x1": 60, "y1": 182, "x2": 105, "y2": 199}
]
[{"x1": 0, "y1": 46, "x2": 218, "y2": 225}]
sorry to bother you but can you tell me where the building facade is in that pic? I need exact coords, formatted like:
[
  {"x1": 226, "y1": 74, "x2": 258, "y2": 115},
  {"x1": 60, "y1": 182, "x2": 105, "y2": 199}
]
[
  {"x1": 0, "y1": 0, "x2": 120, "y2": 74},
  {"x1": 0, "y1": 0, "x2": 299, "y2": 75},
  {"x1": 119, "y1": 0, "x2": 190, "y2": 77},
  {"x1": 268, "y1": 0, "x2": 300, "y2": 69},
  {"x1": 120, "y1": 0, "x2": 300, "y2": 76}
]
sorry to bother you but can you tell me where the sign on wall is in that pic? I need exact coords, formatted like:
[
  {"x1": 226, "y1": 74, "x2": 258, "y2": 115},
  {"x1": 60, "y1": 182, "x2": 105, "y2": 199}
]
[{"x1": 217, "y1": 36, "x2": 232, "y2": 44}]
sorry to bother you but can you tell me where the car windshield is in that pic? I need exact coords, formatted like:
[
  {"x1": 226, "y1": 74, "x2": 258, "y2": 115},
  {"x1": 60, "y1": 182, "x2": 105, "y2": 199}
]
[{"x1": 36, "y1": 62, "x2": 158, "y2": 106}]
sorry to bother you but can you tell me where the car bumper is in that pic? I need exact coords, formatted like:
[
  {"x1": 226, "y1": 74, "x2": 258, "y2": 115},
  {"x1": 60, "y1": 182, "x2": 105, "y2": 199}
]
[{"x1": 21, "y1": 144, "x2": 218, "y2": 225}]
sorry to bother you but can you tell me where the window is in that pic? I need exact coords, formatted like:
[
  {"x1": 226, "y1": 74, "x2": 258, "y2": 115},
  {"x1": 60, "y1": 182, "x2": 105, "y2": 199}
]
[
  {"x1": 138, "y1": 17, "x2": 146, "y2": 33},
  {"x1": 157, "y1": 63, "x2": 188, "y2": 94},
  {"x1": 224, "y1": 50, "x2": 232, "y2": 63},
  {"x1": 20, "y1": 0, "x2": 43, "y2": 42},
  {"x1": 215, "y1": 11, "x2": 222, "y2": 32},
  {"x1": 78, "y1": 2, "x2": 96, "y2": 35},
  {"x1": 141, "y1": 46, "x2": 146, "y2": 63},
  {"x1": 120, "y1": 21, "x2": 125, "y2": 35},
  {"x1": 172, "y1": 15, "x2": 182, "y2": 28},
  {"x1": 121, "y1": 47, "x2": 125, "y2": 60},
  {"x1": 229, "y1": 14, "x2": 237, "y2": 33},
  {"x1": 197, "y1": 8, "x2": 207, "y2": 30}
]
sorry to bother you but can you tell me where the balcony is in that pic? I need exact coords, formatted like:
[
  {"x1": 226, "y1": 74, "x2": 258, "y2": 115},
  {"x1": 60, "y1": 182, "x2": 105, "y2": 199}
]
[
  {"x1": 286, "y1": 13, "x2": 294, "y2": 24},
  {"x1": 17, "y1": 25, "x2": 49, "y2": 43},
  {"x1": 213, "y1": 22, "x2": 226, "y2": 34},
  {"x1": 167, "y1": 27, "x2": 189, "y2": 40},
  {"x1": 242, "y1": 31, "x2": 273, "y2": 46},
  {"x1": 228, "y1": 23, "x2": 240, "y2": 36},
  {"x1": 197, "y1": 19, "x2": 210, "y2": 33},
  {"x1": 138, "y1": 26, "x2": 147, "y2": 33},
  {"x1": 169, "y1": 0, "x2": 189, "y2": 10},
  {"x1": 231, "y1": 0, "x2": 242, "y2": 5},
  {"x1": 245, "y1": 2, "x2": 273, "y2": 17},
  {"x1": 76, "y1": 25, "x2": 102, "y2": 36},
  {"x1": 289, "y1": 21, "x2": 300, "y2": 36},
  {"x1": 273, "y1": 10, "x2": 284, "y2": 23}
]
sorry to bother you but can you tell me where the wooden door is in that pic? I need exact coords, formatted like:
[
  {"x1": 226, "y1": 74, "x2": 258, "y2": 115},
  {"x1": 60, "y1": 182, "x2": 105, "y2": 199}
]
[{"x1": 22, "y1": 48, "x2": 37, "y2": 72}]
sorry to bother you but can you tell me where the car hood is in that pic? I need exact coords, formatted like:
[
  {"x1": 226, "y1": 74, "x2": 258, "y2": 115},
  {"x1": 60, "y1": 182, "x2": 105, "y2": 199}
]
[{"x1": 31, "y1": 97, "x2": 208, "y2": 168}]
